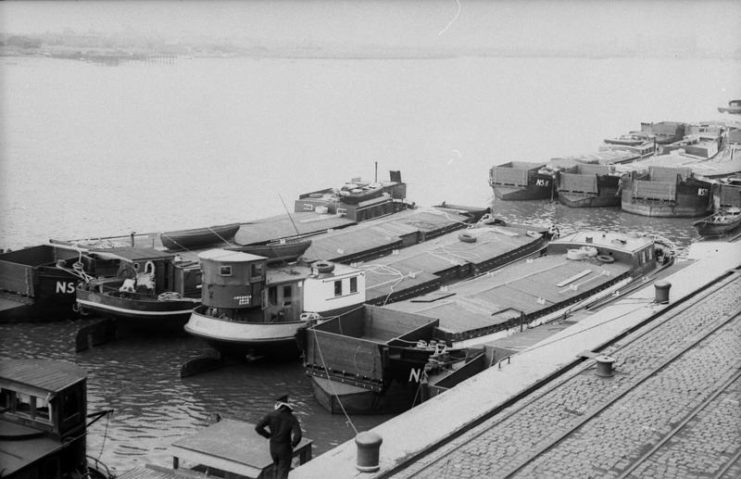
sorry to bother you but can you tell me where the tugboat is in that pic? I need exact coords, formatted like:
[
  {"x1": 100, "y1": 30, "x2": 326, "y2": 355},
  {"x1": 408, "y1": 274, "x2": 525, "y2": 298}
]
[
  {"x1": 184, "y1": 250, "x2": 366, "y2": 359},
  {"x1": 0, "y1": 359, "x2": 113, "y2": 478},
  {"x1": 718, "y1": 99, "x2": 741, "y2": 114},
  {"x1": 692, "y1": 207, "x2": 741, "y2": 237},
  {"x1": 304, "y1": 230, "x2": 673, "y2": 414}
]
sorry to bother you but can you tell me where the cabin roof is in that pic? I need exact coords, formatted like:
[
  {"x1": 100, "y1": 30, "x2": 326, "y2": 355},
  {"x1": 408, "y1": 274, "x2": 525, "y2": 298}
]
[
  {"x1": 198, "y1": 248, "x2": 266, "y2": 263},
  {"x1": 553, "y1": 230, "x2": 652, "y2": 254},
  {"x1": 169, "y1": 418, "x2": 312, "y2": 475},
  {"x1": 0, "y1": 359, "x2": 86, "y2": 393},
  {"x1": 0, "y1": 421, "x2": 64, "y2": 476}
]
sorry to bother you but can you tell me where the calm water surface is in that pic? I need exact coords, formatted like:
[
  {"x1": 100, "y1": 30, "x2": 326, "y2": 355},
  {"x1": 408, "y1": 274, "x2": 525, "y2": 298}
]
[{"x1": 1, "y1": 54, "x2": 739, "y2": 473}]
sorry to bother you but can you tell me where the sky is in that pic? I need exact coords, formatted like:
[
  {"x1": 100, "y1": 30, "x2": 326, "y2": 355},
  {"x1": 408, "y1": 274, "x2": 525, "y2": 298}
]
[{"x1": 1, "y1": 0, "x2": 740, "y2": 54}]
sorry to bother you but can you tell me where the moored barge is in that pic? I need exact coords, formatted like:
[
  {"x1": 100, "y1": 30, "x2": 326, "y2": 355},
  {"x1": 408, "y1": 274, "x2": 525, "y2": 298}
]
[
  {"x1": 303, "y1": 230, "x2": 672, "y2": 414},
  {"x1": 619, "y1": 165, "x2": 714, "y2": 217},
  {"x1": 488, "y1": 162, "x2": 558, "y2": 201}
]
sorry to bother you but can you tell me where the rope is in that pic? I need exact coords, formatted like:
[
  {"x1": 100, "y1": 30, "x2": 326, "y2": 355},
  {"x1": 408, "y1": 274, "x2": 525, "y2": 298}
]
[
  {"x1": 96, "y1": 411, "x2": 111, "y2": 462},
  {"x1": 310, "y1": 327, "x2": 359, "y2": 435}
]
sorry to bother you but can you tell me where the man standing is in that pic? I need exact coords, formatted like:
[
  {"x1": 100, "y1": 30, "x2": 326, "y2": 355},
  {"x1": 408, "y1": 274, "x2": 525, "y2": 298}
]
[{"x1": 255, "y1": 394, "x2": 303, "y2": 479}]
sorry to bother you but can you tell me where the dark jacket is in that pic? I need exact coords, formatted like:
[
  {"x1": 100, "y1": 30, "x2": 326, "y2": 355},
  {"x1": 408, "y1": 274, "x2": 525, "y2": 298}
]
[{"x1": 255, "y1": 407, "x2": 302, "y2": 448}]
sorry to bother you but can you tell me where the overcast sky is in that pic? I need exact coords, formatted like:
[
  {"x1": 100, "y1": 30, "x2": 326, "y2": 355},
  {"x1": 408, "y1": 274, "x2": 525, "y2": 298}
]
[{"x1": 1, "y1": 1, "x2": 740, "y2": 53}]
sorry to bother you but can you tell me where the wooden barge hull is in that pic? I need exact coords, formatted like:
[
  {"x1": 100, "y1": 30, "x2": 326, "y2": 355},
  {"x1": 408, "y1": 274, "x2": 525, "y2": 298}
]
[
  {"x1": 620, "y1": 168, "x2": 713, "y2": 218},
  {"x1": 76, "y1": 288, "x2": 197, "y2": 332},
  {"x1": 557, "y1": 175, "x2": 621, "y2": 208},
  {"x1": 489, "y1": 162, "x2": 556, "y2": 201},
  {"x1": 0, "y1": 245, "x2": 84, "y2": 322}
]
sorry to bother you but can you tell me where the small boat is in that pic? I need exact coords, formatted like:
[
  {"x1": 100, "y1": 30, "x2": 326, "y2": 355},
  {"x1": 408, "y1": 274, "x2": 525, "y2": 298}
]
[
  {"x1": 160, "y1": 223, "x2": 241, "y2": 251},
  {"x1": 184, "y1": 250, "x2": 367, "y2": 359},
  {"x1": 75, "y1": 247, "x2": 202, "y2": 332},
  {"x1": 432, "y1": 202, "x2": 491, "y2": 222},
  {"x1": 718, "y1": 100, "x2": 741, "y2": 114},
  {"x1": 225, "y1": 237, "x2": 313, "y2": 263},
  {"x1": 304, "y1": 229, "x2": 673, "y2": 414},
  {"x1": 692, "y1": 207, "x2": 741, "y2": 237},
  {"x1": 600, "y1": 135, "x2": 656, "y2": 159},
  {"x1": 0, "y1": 359, "x2": 114, "y2": 479}
]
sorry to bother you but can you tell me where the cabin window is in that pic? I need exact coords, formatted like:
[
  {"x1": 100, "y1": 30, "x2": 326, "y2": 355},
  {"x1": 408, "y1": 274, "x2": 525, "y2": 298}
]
[
  {"x1": 252, "y1": 263, "x2": 264, "y2": 278},
  {"x1": 268, "y1": 286, "x2": 277, "y2": 306},
  {"x1": 61, "y1": 388, "x2": 81, "y2": 423},
  {"x1": 350, "y1": 277, "x2": 358, "y2": 293},
  {"x1": 283, "y1": 285, "x2": 292, "y2": 306},
  {"x1": 334, "y1": 280, "x2": 342, "y2": 296},
  {"x1": 0, "y1": 388, "x2": 11, "y2": 409},
  {"x1": 219, "y1": 265, "x2": 232, "y2": 276},
  {"x1": 11, "y1": 392, "x2": 52, "y2": 424}
]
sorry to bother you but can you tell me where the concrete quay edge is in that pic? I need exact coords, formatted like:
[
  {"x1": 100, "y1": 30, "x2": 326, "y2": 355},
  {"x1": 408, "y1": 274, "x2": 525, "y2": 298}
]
[{"x1": 292, "y1": 242, "x2": 741, "y2": 479}]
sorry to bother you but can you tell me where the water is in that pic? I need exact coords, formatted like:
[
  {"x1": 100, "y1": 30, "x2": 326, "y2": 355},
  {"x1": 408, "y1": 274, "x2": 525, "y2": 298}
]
[{"x1": 1, "y1": 54, "x2": 739, "y2": 474}]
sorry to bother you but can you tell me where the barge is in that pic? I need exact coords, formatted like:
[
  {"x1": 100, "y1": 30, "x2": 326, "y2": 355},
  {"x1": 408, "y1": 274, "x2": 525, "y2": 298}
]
[
  {"x1": 75, "y1": 247, "x2": 202, "y2": 332},
  {"x1": 619, "y1": 165, "x2": 714, "y2": 217},
  {"x1": 488, "y1": 162, "x2": 558, "y2": 201},
  {"x1": 0, "y1": 245, "x2": 93, "y2": 321},
  {"x1": 303, "y1": 230, "x2": 672, "y2": 414},
  {"x1": 554, "y1": 151, "x2": 639, "y2": 208}
]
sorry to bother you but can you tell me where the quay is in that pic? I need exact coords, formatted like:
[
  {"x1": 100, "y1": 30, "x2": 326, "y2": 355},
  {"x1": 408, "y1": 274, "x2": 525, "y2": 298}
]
[{"x1": 292, "y1": 241, "x2": 741, "y2": 478}]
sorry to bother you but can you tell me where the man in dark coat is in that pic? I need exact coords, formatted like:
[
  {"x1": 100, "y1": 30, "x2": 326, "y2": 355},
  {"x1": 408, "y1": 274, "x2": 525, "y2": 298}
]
[{"x1": 255, "y1": 394, "x2": 303, "y2": 479}]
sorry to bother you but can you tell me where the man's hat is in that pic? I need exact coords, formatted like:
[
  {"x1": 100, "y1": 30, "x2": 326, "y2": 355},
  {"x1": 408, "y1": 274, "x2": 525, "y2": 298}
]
[{"x1": 274, "y1": 394, "x2": 292, "y2": 410}]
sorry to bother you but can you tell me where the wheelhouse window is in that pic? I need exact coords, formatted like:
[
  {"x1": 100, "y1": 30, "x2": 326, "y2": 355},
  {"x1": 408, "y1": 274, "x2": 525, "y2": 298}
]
[
  {"x1": 251, "y1": 263, "x2": 264, "y2": 278},
  {"x1": 334, "y1": 280, "x2": 342, "y2": 297},
  {"x1": 283, "y1": 285, "x2": 292, "y2": 306},
  {"x1": 3, "y1": 390, "x2": 52, "y2": 425},
  {"x1": 350, "y1": 277, "x2": 358, "y2": 293},
  {"x1": 268, "y1": 286, "x2": 277, "y2": 306},
  {"x1": 219, "y1": 265, "x2": 232, "y2": 276}
]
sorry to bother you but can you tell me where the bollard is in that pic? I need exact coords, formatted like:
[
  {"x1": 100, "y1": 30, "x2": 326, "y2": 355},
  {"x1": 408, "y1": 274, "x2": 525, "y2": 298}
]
[
  {"x1": 595, "y1": 355, "x2": 616, "y2": 377},
  {"x1": 355, "y1": 431, "x2": 383, "y2": 472},
  {"x1": 654, "y1": 281, "x2": 671, "y2": 304}
]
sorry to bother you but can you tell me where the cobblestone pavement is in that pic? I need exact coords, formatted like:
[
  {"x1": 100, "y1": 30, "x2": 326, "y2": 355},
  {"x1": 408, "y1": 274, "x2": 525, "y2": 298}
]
[{"x1": 390, "y1": 273, "x2": 741, "y2": 479}]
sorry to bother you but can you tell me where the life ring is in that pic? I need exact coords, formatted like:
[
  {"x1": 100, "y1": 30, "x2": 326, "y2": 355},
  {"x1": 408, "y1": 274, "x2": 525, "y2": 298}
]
[
  {"x1": 596, "y1": 254, "x2": 615, "y2": 264},
  {"x1": 314, "y1": 261, "x2": 335, "y2": 273},
  {"x1": 458, "y1": 231, "x2": 477, "y2": 243},
  {"x1": 144, "y1": 261, "x2": 156, "y2": 276}
]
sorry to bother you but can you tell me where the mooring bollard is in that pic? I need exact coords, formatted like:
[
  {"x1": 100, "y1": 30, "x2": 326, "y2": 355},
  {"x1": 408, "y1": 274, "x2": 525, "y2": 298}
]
[
  {"x1": 654, "y1": 281, "x2": 672, "y2": 304},
  {"x1": 355, "y1": 431, "x2": 383, "y2": 472},
  {"x1": 595, "y1": 355, "x2": 616, "y2": 377}
]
